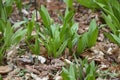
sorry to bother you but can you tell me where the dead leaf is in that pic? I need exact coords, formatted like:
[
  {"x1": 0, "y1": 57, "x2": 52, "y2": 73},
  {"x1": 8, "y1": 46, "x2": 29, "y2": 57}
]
[
  {"x1": 0, "y1": 65, "x2": 13, "y2": 74},
  {"x1": 31, "y1": 73, "x2": 49, "y2": 80},
  {"x1": 25, "y1": 65, "x2": 40, "y2": 74}
]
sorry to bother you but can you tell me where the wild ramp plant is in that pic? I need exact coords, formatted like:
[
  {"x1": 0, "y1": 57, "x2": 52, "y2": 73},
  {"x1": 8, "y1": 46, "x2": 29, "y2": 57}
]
[
  {"x1": 61, "y1": 57, "x2": 97, "y2": 80},
  {"x1": 39, "y1": 5, "x2": 98, "y2": 57},
  {"x1": 77, "y1": 19, "x2": 98, "y2": 54},
  {"x1": 39, "y1": 5, "x2": 77, "y2": 57},
  {"x1": 0, "y1": 20, "x2": 27, "y2": 64},
  {"x1": 95, "y1": 0, "x2": 120, "y2": 46}
]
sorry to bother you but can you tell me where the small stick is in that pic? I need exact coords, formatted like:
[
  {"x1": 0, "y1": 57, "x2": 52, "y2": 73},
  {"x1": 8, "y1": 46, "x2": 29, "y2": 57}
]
[{"x1": 34, "y1": 0, "x2": 38, "y2": 21}]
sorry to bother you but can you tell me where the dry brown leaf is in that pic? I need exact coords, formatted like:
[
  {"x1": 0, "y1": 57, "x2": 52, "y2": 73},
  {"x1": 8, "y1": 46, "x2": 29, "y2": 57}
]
[
  {"x1": 0, "y1": 65, "x2": 13, "y2": 74},
  {"x1": 25, "y1": 65, "x2": 40, "y2": 74}
]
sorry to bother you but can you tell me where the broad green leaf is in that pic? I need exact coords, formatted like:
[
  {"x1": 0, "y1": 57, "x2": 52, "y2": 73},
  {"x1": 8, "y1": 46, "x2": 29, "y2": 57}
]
[
  {"x1": 12, "y1": 28, "x2": 27, "y2": 44},
  {"x1": 85, "y1": 74, "x2": 95, "y2": 80},
  {"x1": 64, "y1": 10, "x2": 74, "y2": 23},
  {"x1": 4, "y1": 22, "x2": 13, "y2": 47},
  {"x1": 77, "y1": 33, "x2": 88, "y2": 54},
  {"x1": 70, "y1": 23, "x2": 78, "y2": 35},
  {"x1": 77, "y1": 0, "x2": 98, "y2": 9},
  {"x1": 63, "y1": 0, "x2": 73, "y2": 8},
  {"x1": 96, "y1": 1, "x2": 120, "y2": 29},
  {"x1": 40, "y1": 5, "x2": 51, "y2": 28},
  {"x1": 27, "y1": 21, "x2": 34, "y2": 38},
  {"x1": 102, "y1": 13, "x2": 117, "y2": 33},
  {"x1": 111, "y1": 34, "x2": 120, "y2": 45},
  {"x1": 34, "y1": 37, "x2": 40, "y2": 55},
  {"x1": 69, "y1": 65, "x2": 76, "y2": 80},
  {"x1": 56, "y1": 39, "x2": 68, "y2": 57},
  {"x1": 62, "y1": 67, "x2": 70, "y2": 80},
  {"x1": 104, "y1": 33, "x2": 118, "y2": 44},
  {"x1": 87, "y1": 19, "x2": 98, "y2": 47}
]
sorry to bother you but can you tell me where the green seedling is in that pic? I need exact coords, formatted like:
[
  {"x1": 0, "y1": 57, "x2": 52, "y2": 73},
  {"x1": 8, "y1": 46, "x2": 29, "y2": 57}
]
[
  {"x1": 0, "y1": 0, "x2": 13, "y2": 21},
  {"x1": 0, "y1": 20, "x2": 27, "y2": 63},
  {"x1": 61, "y1": 56, "x2": 97, "y2": 80},
  {"x1": 25, "y1": 14, "x2": 40, "y2": 55},
  {"x1": 77, "y1": 19, "x2": 98, "y2": 54},
  {"x1": 38, "y1": 24, "x2": 69, "y2": 57},
  {"x1": 95, "y1": 0, "x2": 120, "y2": 46},
  {"x1": 39, "y1": 5, "x2": 80, "y2": 57}
]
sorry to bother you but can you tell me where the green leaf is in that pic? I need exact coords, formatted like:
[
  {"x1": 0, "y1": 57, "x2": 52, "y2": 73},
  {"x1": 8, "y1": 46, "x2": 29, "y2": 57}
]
[
  {"x1": 85, "y1": 74, "x2": 95, "y2": 80},
  {"x1": 87, "y1": 19, "x2": 98, "y2": 47},
  {"x1": 63, "y1": 0, "x2": 73, "y2": 8},
  {"x1": 12, "y1": 28, "x2": 27, "y2": 44},
  {"x1": 39, "y1": 5, "x2": 51, "y2": 28},
  {"x1": 69, "y1": 65, "x2": 76, "y2": 80},
  {"x1": 111, "y1": 34, "x2": 120, "y2": 45},
  {"x1": 77, "y1": 33, "x2": 88, "y2": 54},
  {"x1": 62, "y1": 67, "x2": 70, "y2": 80},
  {"x1": 56, "y1": 39, "x2": 68, "y2": 57},
  {"x1": 4, "y1": 22, "x2": 13, "y2": 47},
  {"x1": 102, "y1": 13, "x2": 117, "y2": 34},
  {"x1": 77, "y1": 0, "x2": 98, "y2": 9},
  {"x1": 64, "y1": 10, "x2": 74, "y2": 23},
  {"x1": 33, "y1": 37, "x2": 40, "y2": 55},
  {"x1": 27, "y1": 20, "x2": 34, "y2": 38},
  {"x1": 104, "y1": 33, "x2": 118, "y2": 44}
]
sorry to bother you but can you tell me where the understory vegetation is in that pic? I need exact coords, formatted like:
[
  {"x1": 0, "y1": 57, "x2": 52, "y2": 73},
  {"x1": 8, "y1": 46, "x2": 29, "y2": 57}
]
[{"x1": 0, "y1": 0, "x2": 120, "y2": 80}]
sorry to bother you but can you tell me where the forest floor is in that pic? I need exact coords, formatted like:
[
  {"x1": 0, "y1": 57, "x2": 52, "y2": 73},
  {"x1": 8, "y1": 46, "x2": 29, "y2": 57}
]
[{"x1": 0, "y1": 0, "x2": 120, "y2": 80}]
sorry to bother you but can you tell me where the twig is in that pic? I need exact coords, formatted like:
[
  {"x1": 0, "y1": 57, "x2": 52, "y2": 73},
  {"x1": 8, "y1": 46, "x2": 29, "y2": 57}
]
[{"x1": 34, "y1": 0, "x2": 38, "y2": 21}]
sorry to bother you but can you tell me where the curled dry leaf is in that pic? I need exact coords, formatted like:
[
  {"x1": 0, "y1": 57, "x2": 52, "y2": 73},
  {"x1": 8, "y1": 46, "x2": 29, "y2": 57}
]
[
  {"x1": 25, "y1": 65, "x2": 40, "y2": 74},
  {"x1": 0, "y1": 65, "x2": 13, "y2": 74},
  {"x1": 31, "y1": 73, "x2": 49, "y2": 80}
]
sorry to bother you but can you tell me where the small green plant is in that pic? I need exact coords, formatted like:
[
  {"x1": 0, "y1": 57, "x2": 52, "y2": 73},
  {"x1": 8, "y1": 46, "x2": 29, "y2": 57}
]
[
  {"x1": 39, "y1": 3, "x2": 98, "y2": 57},
  {"x1": 0, "y1": 20, "x2": 27, "y2": 63},
  {"x1": 61, "y1": 57, "x2": 97, "y2": 80},
  {"x1": 39, "y1": 5, "x2": 78, "y2": 57},
  {"x1": 38, "y1": 24, "x2": 69, "y2": 57},
  {"x1": 77, "y1": 19, "x2": 98, "y2": 54},
  {"x1": 0, "y1": 0, "x2": 13, "y2": 21},
  {"x1": 25, "y1": 14, "x2": 40, "y2": 55},
  {"x1": 95, "y1": 0, "x2": 120, "y2": 46}
]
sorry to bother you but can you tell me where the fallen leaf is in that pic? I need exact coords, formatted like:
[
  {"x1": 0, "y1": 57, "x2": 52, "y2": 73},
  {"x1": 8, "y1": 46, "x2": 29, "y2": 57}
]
[
  {"x1": 31, "y1": 73, "x2": 49, "y2": 80},
  {"x1": 0, "y1": 65, "x2": 13, "y2": 74}
]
